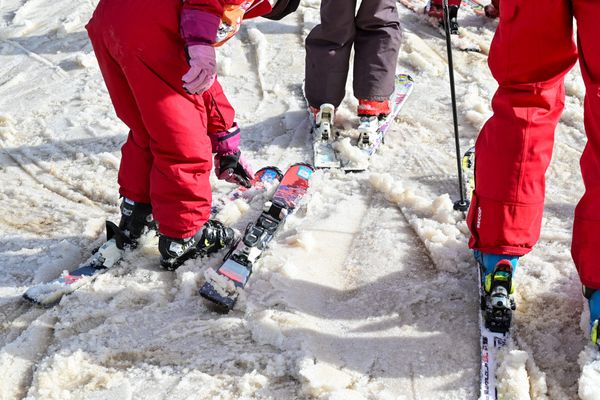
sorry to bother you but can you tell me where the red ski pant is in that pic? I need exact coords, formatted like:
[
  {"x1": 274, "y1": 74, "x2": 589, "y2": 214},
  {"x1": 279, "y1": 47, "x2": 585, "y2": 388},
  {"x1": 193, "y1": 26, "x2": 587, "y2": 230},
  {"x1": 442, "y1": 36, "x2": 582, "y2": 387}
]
[
  {"x1": 86, "y1": 0, "x2": 235, "y2": 238},
  {"x1": 467, "y1": 0, "x2": 600, "y2": 289}
]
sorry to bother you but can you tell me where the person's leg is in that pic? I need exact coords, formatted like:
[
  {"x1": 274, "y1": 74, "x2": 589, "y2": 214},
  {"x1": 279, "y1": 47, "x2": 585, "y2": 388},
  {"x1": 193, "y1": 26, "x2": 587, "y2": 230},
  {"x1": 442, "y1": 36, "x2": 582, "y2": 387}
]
[
  {"x1": 305, "y1": 0, "x2": 358, "y2": 108},
  {"x1": 467, "y1": 0, "x2": 577, "y2": 258},
  {"x1": 353, "y1": 0, "x2": 402, "y2": 102},
  {"x1": 92, "y1": 0, "x2": 214, "y2": 239},
  {"x1": 571, "y1": 1, "x2": 600, "y2": 337},
  {"x1": 86, "y1": 5, "x2": 157, "y2": 242},
  {"x1": 86, "y1": 11, "x2": 152, "y2": 206}
]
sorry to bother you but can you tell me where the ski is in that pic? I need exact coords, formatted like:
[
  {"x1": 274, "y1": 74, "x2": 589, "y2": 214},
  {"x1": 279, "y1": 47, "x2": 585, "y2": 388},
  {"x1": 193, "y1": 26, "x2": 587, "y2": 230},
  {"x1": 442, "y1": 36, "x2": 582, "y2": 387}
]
[
  {"x1": 211, "y1": 166, "x2": 284, "y2": 214},
  {"x1": 477, "y1": 259, "x2": 515, "y2": 400},
  {"x1": 22, "y1": 166, "x2": 283, "y2": 307},
  {"x1": 462, "y1": 147, "x2": 515, "y2": 400},
  {"x1": 478, "y1": 265, "x2": 514, "y2": 400},
  {"x1": 199, "y1": 162, "x2": 314, "y2": 312},
  {"x1": 347, "y1": 74, "x2": 414, "y2": 171},
  {"x1": 22, "y1": 221, "x2": 126, "y2": 306},
  {"x1": 308, "y1": 102, "x2": 342, "y2": 169}
]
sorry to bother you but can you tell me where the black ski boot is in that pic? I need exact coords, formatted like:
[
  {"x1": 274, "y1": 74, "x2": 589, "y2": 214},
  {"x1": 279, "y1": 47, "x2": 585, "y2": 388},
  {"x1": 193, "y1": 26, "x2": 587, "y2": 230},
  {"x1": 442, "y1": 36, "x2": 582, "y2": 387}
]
[
  {"x1": 448, "y1": 5, "x2": 459, "y2": 35},
  {"x1": 108, "y1": 197, "x2": 156, "y2": 249},
  {"x1": 158, "y1": 220, "x2": 235, "y2": 270}
]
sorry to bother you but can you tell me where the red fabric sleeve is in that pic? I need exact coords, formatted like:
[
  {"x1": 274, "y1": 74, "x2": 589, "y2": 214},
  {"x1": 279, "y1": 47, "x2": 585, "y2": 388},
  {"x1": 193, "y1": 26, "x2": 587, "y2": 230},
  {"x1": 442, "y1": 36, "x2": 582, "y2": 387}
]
[{"x1": 245, "y1": 1, "x2": 273, "y2": 19}]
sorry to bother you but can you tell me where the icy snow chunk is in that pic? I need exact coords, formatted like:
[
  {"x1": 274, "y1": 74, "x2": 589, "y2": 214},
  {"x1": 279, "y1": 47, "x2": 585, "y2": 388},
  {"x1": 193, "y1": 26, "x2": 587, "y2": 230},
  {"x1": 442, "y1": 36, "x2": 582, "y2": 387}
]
[
  {"x1": 217, "y1": 56, "x2": 233, "y2": 76},
  {"x1": 0, "y1": 113, "x2": 14, "y2": 126},
  {"x1": 299, "y1": 359, "x2": 354, "y2": 396},
  {"x1": 578, "y1": 347, "x2": 600, "y2": 400},
  {"x1": 203, "y1": 268, "x2": 237, "y2": 298},
  {"x1": 32, "y1": 240, "x2": 82, "y2": 284},
  {"x1": 238, "y1": 371, "x2": 269, "y2": 396},
  {"x1": 496, "y1": 349, "x2": 531, "y2": 400},
  {"x1": 73, "y1": 52, "x2": 97, "y2": 69},
  {"x1": 285, "y1": 230, "x2": 315, "y2": 251},
  {"x1": 429, "y1": 194, "x2": 457, "y2": 224},
  {"x1": 177, "y1": 271, "x2": 199, "y2": 300},
  {"x1": 56, "y1": 15, "x2": 83, "y2": 36},
  {"x1": 332, "y1": 137, "x2": 369, "y2": 169},
  {"x1": 30, "y1": 350, "x2": 125, "y2": 399},
  {"x1": 215, "y1": 198, "x2": 251, "y2": 226},
  {"x1": 248, "y1": 310, "x2": 285, "y2": 348}
]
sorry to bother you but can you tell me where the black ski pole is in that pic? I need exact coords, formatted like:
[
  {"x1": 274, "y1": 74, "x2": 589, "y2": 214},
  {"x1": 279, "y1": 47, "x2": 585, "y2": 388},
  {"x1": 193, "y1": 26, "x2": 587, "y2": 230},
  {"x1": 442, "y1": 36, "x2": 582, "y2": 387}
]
[{"x1": 442, "y1": 0, "x2": 469, "y2": 212}]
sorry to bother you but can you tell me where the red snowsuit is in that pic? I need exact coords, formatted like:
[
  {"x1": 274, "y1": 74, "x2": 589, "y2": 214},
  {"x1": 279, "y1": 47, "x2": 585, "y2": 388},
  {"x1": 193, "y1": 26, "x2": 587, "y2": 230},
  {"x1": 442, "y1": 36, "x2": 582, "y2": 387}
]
[
  {"x1": 467, "y1": 0, "x2": 600, "y2": 289},
  {"x1": 86, "y1": 0, "x2": 270, "y2": 238}
]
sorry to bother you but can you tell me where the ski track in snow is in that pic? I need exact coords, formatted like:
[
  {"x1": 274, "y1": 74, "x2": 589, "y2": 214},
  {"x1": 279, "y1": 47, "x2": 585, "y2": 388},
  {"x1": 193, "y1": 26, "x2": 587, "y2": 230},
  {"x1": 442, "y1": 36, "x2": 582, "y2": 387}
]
[{"x1": 1, "y1": 0, "x2": 599, "y2": 399}]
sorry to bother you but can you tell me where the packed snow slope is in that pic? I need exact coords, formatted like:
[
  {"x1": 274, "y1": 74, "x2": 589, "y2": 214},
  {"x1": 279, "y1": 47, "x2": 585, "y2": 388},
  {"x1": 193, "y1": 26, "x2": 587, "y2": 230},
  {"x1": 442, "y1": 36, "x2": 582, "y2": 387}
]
[{"x1": 1, "y1": 0, "x2": 599, "y2": 399}]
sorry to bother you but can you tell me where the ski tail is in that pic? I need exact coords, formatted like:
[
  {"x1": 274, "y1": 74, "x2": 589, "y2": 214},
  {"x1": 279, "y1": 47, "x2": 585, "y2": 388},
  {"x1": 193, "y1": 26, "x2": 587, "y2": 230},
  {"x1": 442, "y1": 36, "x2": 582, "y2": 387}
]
[{"x1": 22, "y1": 226, "x2": 124, "y2": 306}]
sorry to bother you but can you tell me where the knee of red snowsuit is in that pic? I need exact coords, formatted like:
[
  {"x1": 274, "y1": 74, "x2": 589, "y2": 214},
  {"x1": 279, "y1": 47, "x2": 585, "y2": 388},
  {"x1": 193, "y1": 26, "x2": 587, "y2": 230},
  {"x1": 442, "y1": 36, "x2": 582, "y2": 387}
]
[
  {"x1": 467, "y1": 0, "x2": 600, "y2": 289},
  {"x1": 86, "y1": 0, "x2": 236, "y2": 238}
]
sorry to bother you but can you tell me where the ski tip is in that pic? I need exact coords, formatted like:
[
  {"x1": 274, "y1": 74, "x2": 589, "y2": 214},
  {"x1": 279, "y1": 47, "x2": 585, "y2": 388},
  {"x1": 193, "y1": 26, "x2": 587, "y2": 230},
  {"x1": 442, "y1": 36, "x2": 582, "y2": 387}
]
[
  {"x1": 22, "y1": 292, "x2": 38, "y2": 304},
  {"x1": 255, "y1": 165, "x2": 284, "y2": 181},
  {"x1": 199, "y1": 282, "x2": 236, "y2": 313},
  {"x1": 290, "y1": 162, "x2": 315, "y2": 171},
  {"x1": 396, "y1": 73, "x2": 414, "y2": 82}
]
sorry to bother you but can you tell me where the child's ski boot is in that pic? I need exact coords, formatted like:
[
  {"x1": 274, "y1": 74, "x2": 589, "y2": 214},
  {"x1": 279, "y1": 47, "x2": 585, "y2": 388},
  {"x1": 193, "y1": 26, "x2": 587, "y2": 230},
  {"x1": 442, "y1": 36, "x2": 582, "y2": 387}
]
[
  {"x1": 357, "y1": 99, "x2": 390, "y2": 149},
  {"x1": 475, "y1": 251, "x2": 519, "y2": 333}
]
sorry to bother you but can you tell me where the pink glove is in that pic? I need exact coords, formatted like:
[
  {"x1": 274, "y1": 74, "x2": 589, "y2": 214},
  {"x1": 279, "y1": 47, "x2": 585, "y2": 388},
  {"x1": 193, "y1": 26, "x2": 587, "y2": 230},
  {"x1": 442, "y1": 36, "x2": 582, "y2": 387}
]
[
  {"x1": 209, "y1": 124, "x2": 254, "y2": 188},
  {"x1": 182, "y1": 44, "x2": 217, "y2": 94}
]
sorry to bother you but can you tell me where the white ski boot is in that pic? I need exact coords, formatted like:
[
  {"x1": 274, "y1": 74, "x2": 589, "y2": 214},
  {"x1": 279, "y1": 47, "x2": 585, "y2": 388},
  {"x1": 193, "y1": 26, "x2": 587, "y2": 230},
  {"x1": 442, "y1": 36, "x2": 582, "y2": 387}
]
[{"x1": 314, "y1": 103, "x2": 336, "y2": 142}]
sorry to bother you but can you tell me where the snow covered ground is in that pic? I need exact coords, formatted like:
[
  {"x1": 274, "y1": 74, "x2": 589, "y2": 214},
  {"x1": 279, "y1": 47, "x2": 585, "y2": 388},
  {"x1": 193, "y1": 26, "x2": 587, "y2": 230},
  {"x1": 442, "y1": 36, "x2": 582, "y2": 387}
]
[{"x1": 1, "y1": 0, "x2": 599, "y2": 399}]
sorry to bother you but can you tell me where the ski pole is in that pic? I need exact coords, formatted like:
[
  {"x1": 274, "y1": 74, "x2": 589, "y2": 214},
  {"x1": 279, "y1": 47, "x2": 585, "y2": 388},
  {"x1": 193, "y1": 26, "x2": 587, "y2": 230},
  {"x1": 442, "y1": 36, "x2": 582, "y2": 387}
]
[{"x1": 442, "y1": 0, "x2": 470, "y2": 212}]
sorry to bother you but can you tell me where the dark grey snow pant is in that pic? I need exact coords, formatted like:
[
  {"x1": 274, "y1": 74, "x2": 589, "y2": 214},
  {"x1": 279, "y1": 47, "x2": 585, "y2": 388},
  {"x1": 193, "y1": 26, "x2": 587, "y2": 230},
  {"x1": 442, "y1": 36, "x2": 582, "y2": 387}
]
[{"x1": 305, "y1": 0, "x2": 402, "y2": 108}]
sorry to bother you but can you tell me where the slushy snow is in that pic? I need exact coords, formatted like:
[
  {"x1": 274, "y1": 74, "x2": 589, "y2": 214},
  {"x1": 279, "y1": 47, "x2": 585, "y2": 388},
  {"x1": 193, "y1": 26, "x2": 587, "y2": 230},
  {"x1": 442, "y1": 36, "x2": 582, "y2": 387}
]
[{"x1": 1, "y1": 0, "x2": 599, "y2": 399}]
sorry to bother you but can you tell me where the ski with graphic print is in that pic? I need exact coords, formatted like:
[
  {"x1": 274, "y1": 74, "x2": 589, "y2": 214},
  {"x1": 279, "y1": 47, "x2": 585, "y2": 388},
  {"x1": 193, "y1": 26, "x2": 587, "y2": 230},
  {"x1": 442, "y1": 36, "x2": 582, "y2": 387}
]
[
  {"x1": 462, "y1": 147, "x2": 516, "y2": 400},
  {"x1": 200, "y1": 162, "x2": 314, "y2": 312}
]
